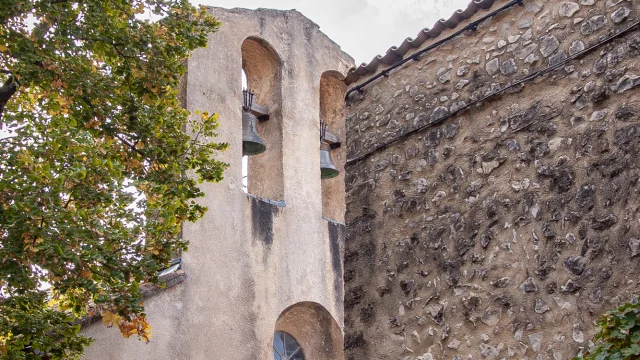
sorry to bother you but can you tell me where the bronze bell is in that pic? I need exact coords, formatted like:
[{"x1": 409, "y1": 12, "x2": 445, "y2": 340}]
[
  {"x1": 242, "y1": 110, "x2": 266, "y2": 156},
  {"x1": 320, "y1": 141, "x2": 339, "y2": 179}
]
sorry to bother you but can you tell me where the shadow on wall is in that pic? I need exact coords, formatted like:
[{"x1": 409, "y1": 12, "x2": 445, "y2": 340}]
[{"x1": 274, "y1": 302, "x2": 344, "y2": 359}]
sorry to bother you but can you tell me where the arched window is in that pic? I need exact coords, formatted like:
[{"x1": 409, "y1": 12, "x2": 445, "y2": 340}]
[{"x1": 273, "y1": 331, "x2": 305, "y2": 360}]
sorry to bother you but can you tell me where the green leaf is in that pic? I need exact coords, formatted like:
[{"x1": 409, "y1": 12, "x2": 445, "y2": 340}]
[{"x1": 0, "y1": 0, "x2": 226, "y2": 358}]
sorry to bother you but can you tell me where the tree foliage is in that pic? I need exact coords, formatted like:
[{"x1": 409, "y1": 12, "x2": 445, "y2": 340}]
[
  {"x1": 576, "y1": 301, "x2": 640, "y2": 360},
  {"x1": 0, "y1": 1, "x2": 226, "y2": 358}
]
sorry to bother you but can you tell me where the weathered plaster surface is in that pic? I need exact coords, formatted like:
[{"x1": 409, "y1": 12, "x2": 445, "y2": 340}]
[
  {"x1": 82, "y1": 7, "x2": 354, "y2": 360},
  {"x1": 344, "y1": 0, "x2": 640, "y2": 359}
]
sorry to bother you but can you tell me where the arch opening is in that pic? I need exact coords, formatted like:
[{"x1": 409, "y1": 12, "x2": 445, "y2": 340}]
[
  {"x1": 320, "y1": 71, "x2": 347, "y2": 222},
  {"x1": 241, "y1": 37, "x2": 284, "y2": 201},
  {"x1": 274, "y1": 302, "x2": 343, "y2": 359}
]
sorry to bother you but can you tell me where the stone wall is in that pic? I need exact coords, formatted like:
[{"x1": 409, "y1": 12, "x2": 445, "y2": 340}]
[{"x1": 344, "y1": 1, "x2": 640, "y2": 359}]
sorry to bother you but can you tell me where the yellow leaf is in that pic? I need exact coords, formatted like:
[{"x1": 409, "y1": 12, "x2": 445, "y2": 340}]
[
  {"x1": 0, "y1": 45, "x2": 7, "y2": 52},
  {"x1": 101, "y1": 311, "x2": 120, "y2": 327},
  {"x1": 81, "y1": 268, "x2": 93, "y2": 279}
]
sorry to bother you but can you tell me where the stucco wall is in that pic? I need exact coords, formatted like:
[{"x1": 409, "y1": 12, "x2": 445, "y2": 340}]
[
  {"x1": 343, "y1": 0, "x2": 640, "y2": 359},
  {"x1": 82, "y1": 7, "x2": 354, "y2": 360}
]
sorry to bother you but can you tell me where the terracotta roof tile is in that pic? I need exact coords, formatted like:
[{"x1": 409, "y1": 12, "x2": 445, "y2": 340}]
[{"x1": 346, "y1": 0, "x2": 499, "y2": 84}]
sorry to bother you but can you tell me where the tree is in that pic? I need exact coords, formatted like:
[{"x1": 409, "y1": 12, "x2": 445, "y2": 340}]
[
  {"x1": 0, "y1": 1, "x2": 227, "y2": 358},
  {"x1": 576, "y1": 301, "x2": 640, "y2": 360}
]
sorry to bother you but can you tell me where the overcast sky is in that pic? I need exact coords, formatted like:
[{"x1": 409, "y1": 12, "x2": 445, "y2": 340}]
[{"x1": 196, "y1": 0, "x2": 471, "y2": 65}]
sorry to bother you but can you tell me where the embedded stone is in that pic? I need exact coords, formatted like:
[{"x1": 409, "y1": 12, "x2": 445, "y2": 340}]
[
  {"x1": 534, "y1": 299, "x2": 550, "y2": 314},
  {"x1": 414, "y1": 178, "x2": 428, "y2": 193},
  {"x1": 569, "y1": 40, "x2": 585, "y2": 56},
  {"x1": 572, "y1": 322, "x2": 584, "y2": 342},
  {"x1": 430, "y1": 106, "x2": 449, "y2": 123},
  {"x1": 590, "y1": 213, "x2": 618, "y2": 230},
  {"x1": 508, "y1": 34, "x2": 521, "y2": 43},
  {"x1": 417, "y1": 353, "x2": 433, "y2": 360},
  {"x1": 500, "y1": 58, "x2": 518, "y2": 75},
  {"x1": 591, "y1": 86, "x2": 611, "y2": 103},
  {"x1": 607, "y1": 0, "x2": 625, "y2": 7},
  {"x1": 448, "y1": 339, "x2": 461, "y2": 349},
  {"x1": 523, "y1": 28, "x2": 533, "y2": 41},
  {"x1": 559, "y1": 2, "x2": 580, "y2": 17},
  {"x1": 412, "y1": 330, "x2": 421, "y2": 344},
  {"x1": 553, "y1": 297, "x2": 572, "y2": 310},
  {"x1": 426, "y1": 304, "x2": 445, "y2": 325},
  {"x1": 520, "y1": 277, "x2": 538, "y2": 293},
  {"x1": 589, "y1": 287, "x2": 604, "y2": 304},
  {"x1": 612, "y1": 74, "x2": 640, "y2": 93},
  {"x1": 561, "y1": 279, "x2": 581, "y2": 293},
  {"x1": 481, "y1": 230, "x2": 492, "y2": 248},
  {"x1": 529, "y1": 333, "x2": 543, "y2": 353},
  {"x1": 450, "y1": 101, "x2": 466, "y2": 113},
  {"x1": 400, "y1": 279, "x2": 415, "y2": 294},
  {"x1": 457, "y1": 65, "x2": 469, "y2": 77},
  {"x1": 524, "y1": 53, "x2": 539, "y2": 64},
  {"x1": 539, "y1": 35, "x2": 560, "y2": 57},
  {"x1": 611, "y1": 6, "x2": 632, "y2": 24},
  {"x1": 580, "y1": 0, "x2": 595, "y2": 4},
  {"x1": 481, "y1": 160, "x2": 501, "y2": 174},
  {"x1": 481, "y1": 307, "x2": 502, "y2": 326},
  {"x1": 590, "y1": 109, "x2": 609, "y2": 121},
  {"x1": 629, "y1": 238, "x2": 640, "y2": 257},
  {"x1": 497, "y1": 40, "x2": 507, "y2": 49},
  {"x1": 507, "y1": 139, "x2": 521, "y2": 152},
  {"x1": 376, "y1": 114, "x2": 391, "y2": 127},
  {"x1": 437, "y1": 68, "x2": 451, "y2": 83},
  {"x1": 575, "y1": 184, "x2": 595, "y2": 212},
  {"x1": 442, "y1": 123, "x2": 459, "y2": 138},
  {"x1": 581, "y1": 15, "x2": 607, "y2": 35},
  {"x1": 486, "y1": 58, "x2": 500, "y2": 76},
  {"x1": 517, "y1": 43, "x2": 538, "y2": 59},
  {"x1": 491, "y1": 277, "x2": 510, "y2": 288},
  {"x1": 594, "y1": 57, "x2": 607, "y2": 74},
  {"x1": 413, "y1": 112, "x2": 428, "y2": 127},
  {"x1": 584, "y1": 80, "x2": 596, "y2": 92},
  {"x1": 431, "y1": 190, "x2": 447, "y2": 203},
  {"x1": 549, "y1": 50, "x2": 567, "y2": 66},
  {"x1": 480, "y1": 343, "x2": 500, "y2": 358},
  {"x1": 455, "y1": 80, "x2": 470, "y2": 89},
  {"x1": 518, "y1": 18, "x2": 533, "y2": 29},
  {"x1": 563, "y1": 256, "x2": 587, "y2": 275}
]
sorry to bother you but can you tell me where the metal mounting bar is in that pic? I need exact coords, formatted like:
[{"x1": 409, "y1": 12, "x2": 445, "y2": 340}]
[{"x1": 250, "y1": 103, "x2": 270, "y2": 122}]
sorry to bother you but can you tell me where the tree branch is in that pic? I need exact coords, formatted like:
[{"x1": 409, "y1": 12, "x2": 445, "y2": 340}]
[{"x1": 0, "y1": 75, "x2": 18, "y2": 123}]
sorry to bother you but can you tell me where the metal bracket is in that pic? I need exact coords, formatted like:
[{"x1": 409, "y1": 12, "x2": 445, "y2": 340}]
[
  {"x1": 250, "y1": 103, "x2": 270, "y2": 122},
  {"x1": 323, "y1": 129, "x2": 342, "y2": 149}
]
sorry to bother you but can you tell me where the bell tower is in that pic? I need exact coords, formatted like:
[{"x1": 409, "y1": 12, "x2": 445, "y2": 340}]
[{"x1": 81, "y1": 6, "x2": 354, "y2": 360}]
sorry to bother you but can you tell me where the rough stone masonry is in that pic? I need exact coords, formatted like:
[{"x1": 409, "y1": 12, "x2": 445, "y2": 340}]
[{"x1": 343, "y1": 0, "x2": 640, "y2": 359}]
